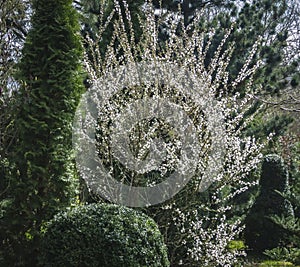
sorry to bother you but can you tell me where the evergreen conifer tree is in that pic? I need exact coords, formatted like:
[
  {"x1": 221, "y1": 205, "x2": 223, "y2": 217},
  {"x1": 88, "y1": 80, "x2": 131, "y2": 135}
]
[
  {"x1": 0, "y1": 0, "x2": 84, "y2": 265},
  {"x1": 153, "y1": 0, "x2": 299, "y2": 95}
]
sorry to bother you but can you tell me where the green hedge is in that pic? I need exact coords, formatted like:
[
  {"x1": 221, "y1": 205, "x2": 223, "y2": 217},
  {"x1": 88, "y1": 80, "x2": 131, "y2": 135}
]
[{"x1": 39, "y1": 203, "x2": 170, "y2": 267}]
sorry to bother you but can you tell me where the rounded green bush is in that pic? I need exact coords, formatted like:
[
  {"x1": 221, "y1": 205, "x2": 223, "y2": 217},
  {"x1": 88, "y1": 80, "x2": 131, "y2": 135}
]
[{"x1": 39, "y1": 203, "x2": 170, "y2": 267}]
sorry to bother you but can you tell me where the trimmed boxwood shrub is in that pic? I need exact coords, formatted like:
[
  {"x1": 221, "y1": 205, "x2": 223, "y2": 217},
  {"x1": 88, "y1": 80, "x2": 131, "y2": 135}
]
[
  {"x1": 39, "y1": 203, "x2": 170, "y2": 267},
  {"x1": 245, "y1": 154, "x2": 293, "y2": 252}
]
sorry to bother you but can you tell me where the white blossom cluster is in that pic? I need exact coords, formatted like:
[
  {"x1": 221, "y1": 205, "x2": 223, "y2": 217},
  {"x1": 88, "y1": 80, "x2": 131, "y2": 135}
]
[{"x1": 79, "y1": 0, "x2": 269, "y2": 265}]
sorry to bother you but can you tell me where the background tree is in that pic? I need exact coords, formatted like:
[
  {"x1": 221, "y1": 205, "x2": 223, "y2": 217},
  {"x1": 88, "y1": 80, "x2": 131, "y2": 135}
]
[
  {"x1": 75, "y1": 0, "x2": 145, "y2": 60},
  {"x1": 0, "y1": 0, "x2": 30, "y2": 91},
  {"x1": 153, "y1": 0, "x2": 299, "y2": 145},
  {"x1": 0, "y1": 0, "x2": 30, "y2": 196},
  {"x1": 0, "y1": 0, "x2": 84, "y2": 265}
]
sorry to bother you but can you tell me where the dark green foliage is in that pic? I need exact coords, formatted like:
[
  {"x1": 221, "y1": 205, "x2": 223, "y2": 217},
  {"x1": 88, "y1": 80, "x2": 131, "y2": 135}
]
[
  {"x1": 245, "y1": 154, "x2": 293, "y2": 253},
  {"x1": 264, "y1": 246, "x2": 300, "y2": 265},
  {"x1": 39, "y1": 203, "x2": 170, "y2": 267},
  {"x1": 0, "y1": 0, "x2": 84, "y2": 265},
  {"x1": 245, "y1": 114, "x2": 293, "y2": 143}
]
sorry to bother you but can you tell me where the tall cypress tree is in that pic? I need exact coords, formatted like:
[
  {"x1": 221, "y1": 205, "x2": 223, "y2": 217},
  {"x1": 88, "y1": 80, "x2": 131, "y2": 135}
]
[{"x1": 0, "y1": 0, "x2": 84, "y2": 265}]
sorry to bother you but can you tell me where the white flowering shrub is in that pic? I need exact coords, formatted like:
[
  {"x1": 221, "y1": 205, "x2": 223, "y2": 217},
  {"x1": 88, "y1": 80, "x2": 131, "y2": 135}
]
[{"x1": 79, "y1": 1, "x2": 268, "y2": 266}]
